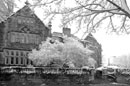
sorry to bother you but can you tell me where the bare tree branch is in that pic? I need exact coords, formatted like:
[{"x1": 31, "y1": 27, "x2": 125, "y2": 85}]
[
  {"x1": 1, "y1": 0, "x2": 128, "y2": 36},
  {"x1": 0, "y1": 0, "x2": 15, "y2": 22},
  {"x1": 120, "y1": 0, "x2": 130, "y2": 14},
  {"x1": 27, "y1": 0, "x2": 130, "y2": 35},
  {"x1": 106, "y1": 0, "x2": 130, "y2": 18}
]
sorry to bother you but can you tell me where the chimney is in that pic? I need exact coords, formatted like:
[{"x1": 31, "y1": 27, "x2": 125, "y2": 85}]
[
  {"x1": 63, "y1": 28, "x2": 71, "y2": 37},
  {"x1": 48, "y1": 21, "x2": 52, "y2": 37}
]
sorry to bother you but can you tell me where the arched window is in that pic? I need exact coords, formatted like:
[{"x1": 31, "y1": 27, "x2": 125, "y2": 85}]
[
  {"x1": 21, "y1": 58, "x2": 23, "y2": 64},
  {"x1": 16, "y1": 51, "x2": 19, "y2": 56},
  {"x1": 21, "y1": 52, "x2": 23, "y2": 56},
  {"x1": 27, "y1": 59, "x2": 29, "y2": 65},
  {"x1": 16, "y1": 57, "x2": 18, "y2": 64},
  {"x1": 30, "y1": 60, "x2": 33, "y2": 65},
  {"x1": 6, "y1": 57, "x2": 9, "y2": 64},
  {"x1": 11, "y1": 51, "x2": 14, "y2": 56},
  {"x1": 11, "y1": 57, "x2": 14, "y2": 64}
]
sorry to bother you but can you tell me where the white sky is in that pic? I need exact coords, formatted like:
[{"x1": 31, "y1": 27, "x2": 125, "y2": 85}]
[{"x1": 15, "y1": 0, "x2": 130, "y2": 62}]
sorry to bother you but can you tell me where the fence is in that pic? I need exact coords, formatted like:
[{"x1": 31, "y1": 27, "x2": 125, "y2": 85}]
[
  {"x1": 0, "y1": 66, "x2": 93, "y2": 75},
  {"x1": 0, "y1": 66, "x2": 94, "y2": 84}
]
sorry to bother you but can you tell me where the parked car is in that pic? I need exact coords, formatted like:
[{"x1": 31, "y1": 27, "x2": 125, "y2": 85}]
[{"x1": 96, "y1": 66, "x2": 118, "y2": 82}]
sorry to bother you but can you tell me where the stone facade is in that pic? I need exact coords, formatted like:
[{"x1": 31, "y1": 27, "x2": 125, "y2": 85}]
[
  {"x1": 0, "y1": 4, "x2": 50, "y2": 66},
  {"x1": 52, "y1": 29, "x2": 102, "y2": 68},
  {"x1": 52, "y1": 27, "x2": 78, "y2": 42},
  {"x1": 82, "y1": 33, "x2": 102, "y2": 67}
]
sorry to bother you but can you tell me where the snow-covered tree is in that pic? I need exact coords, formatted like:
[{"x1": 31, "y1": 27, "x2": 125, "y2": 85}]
[
  {"x1": 28, "y1": 38, "x2": 64, "y2": 67},
  {"x1": 28, "y1": 37, "x2": 95, "y2": 68}
]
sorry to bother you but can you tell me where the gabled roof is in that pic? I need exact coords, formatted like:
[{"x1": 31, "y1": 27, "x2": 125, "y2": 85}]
[
  {"x1": 84, "y1": 33, "x2": 100, "y2": 45},
  {"x1": 84, "y1": 33, "x2": 94, "y2": 40},
  {"x1": 2, "y1": 2, "x2": 48, "y2": 30}
]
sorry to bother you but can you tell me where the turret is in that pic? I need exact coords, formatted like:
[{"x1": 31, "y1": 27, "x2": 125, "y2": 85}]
[{"x1": 62, "y1": 27, "x2": 71, "y2": 37}]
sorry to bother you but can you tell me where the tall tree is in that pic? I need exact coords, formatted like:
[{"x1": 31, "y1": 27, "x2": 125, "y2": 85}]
[
  {"x1": 0, "y1": 0, "x2": 15, "y2": 22},
  {"x1": 28, "y1": 37, "x2": 95, "y2": 68},
  {"x1": 1, "y1": 0, "x2": 130, "y2": 35},
  {"x1": 31, "y1": 0, "x2": 130, "y2": 36}
]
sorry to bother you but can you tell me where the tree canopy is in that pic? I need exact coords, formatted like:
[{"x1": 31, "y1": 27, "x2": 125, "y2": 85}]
[
  {"x1": 0, "y1": 0, "x2": 15, "y2": 21},
  {"x1": 28, "y1": 37, "x2": 95, "y2": 68},
  {"x1": 30, "y1": 0, "x2": 130, "y2": 36}
]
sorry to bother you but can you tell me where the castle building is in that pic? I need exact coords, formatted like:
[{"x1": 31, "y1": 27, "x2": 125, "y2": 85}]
[
  {"x1": 52, "y1": 27, "x2": 78, "y2": 42},
  {"x1": 82, "y1": 33, "x2": 102, "y2": 67},
  {"x1": 52, "y1": 28, "x2": 102, "y2": 67},
  {"x1": 0, "y1": 1, "x2": 102, "y2": 67},
  {"x1": 0, "y1": 3, "x2": 50, "y2": 66}
]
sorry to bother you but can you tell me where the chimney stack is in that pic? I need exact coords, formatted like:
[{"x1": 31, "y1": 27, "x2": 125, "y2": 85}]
[{"x1": 63, "y1": 28, "x2": 71, "y2": 37}]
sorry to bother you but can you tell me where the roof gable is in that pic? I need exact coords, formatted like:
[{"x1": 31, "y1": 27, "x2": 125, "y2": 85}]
[
  {"x1": 14, "y1": 4, "x2": 36, "y2": 17},
  {"x1": 84, "y1": 33, "x2": 99, "y2": 45},
  {"x1": 5, "y1": 3, "x2": 47, "y2": 29}
]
